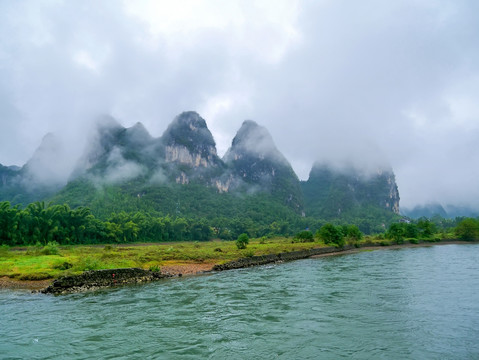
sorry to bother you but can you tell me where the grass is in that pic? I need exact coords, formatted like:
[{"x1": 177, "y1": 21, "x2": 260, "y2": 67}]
[
  {"x1": 0, "y1": 234, "x2": 456, "y2": 281},
  {"x1": 0, "y1": 237, "x2": 328, "y2": 281}
]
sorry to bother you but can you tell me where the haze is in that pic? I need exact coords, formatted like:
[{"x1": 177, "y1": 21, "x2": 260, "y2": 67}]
[{"x1": 1, "y1": 0, "x2": 478, "y2": 211}]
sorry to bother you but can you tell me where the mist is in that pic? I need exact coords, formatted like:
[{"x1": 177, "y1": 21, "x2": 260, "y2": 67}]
[{"x1": 1, "y1": 0, "x2": 478, "y2": 211}]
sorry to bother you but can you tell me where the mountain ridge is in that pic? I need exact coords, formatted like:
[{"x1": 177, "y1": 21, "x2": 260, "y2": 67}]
[{"x1": 0, "y1": 111, "x2": 401, "y2": 228}]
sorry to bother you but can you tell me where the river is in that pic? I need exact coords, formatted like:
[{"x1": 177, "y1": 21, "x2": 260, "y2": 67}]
[{"x1": 1, "y1": 244, "x2": 478, "y2": 359}]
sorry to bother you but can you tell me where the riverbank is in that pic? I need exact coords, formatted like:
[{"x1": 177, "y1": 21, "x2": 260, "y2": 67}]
[
  {"x1": 0, "y1": 263, "x2": 217, "y2": 291},
  {"x1": 1, "y1": 239, "x2": 474, "y2": 293}
]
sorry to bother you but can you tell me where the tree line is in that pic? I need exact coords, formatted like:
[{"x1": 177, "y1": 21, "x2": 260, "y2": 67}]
[{"x1": 1, "y1": 201, "x2": 478, "y2": 247}]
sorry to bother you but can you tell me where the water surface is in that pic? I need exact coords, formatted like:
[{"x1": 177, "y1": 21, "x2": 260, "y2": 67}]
[{"x1": 1, "y1": 244, "x2": 478, "y2": 359}]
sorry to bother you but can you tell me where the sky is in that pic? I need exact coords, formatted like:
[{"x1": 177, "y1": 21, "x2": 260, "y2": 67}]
[{"x1": 1, "y1": 0, "x2": 478, "y2": 210}]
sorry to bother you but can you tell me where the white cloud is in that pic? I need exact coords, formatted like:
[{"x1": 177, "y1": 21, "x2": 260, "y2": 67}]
[{"x1": 0, "y1": 0, "x2": 478, "y2": 211}]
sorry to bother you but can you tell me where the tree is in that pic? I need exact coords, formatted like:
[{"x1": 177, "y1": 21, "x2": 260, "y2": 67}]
[
  {"x1": 345, "y1": 225, "x2": 363, "y2": 241},
  {"x1": 294, "y1": 230, "x2": 314, "y2": 242},
  {"x1": 417, "y1": 218, "x2": 436, "y2": 238},
  {"x1": 236, "y1": 233, "x2": 249, "y2": 249},
  {"x1": 319, "y1": 224, "x2": 344, "y2": 247},
  {"x1": 387, "y1": 223, "x2": 404, "y2": 244},
  {"x1": 455, "y1": 218, "x2": 479, "y2": 240}
]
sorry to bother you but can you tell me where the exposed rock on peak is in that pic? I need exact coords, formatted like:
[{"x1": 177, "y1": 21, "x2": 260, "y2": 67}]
[{"x1": 161, "y1": 111, "x2": 221, "y2": 169}]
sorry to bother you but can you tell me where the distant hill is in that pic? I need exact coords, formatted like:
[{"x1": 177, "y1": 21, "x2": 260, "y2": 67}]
[{"x1": 402, "y1": 203, "x2": 479, "y2": 219}]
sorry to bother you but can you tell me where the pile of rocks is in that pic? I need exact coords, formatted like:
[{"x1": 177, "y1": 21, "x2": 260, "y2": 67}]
[{"x1": 41, "y1": 268, "x2": 171, "y2": 295}]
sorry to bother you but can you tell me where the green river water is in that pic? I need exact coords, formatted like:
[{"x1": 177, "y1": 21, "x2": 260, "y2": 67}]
[{"x1": 1, "y1": 244, "x2": 478, "y2": 359}]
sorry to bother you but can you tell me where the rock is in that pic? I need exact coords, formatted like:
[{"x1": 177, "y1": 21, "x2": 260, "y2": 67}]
[
  {"x1": 41, "y1": 268, "x2": 171, "y2": 295},
  {"x1": 212, "y1": 246, "x2": 352, "y2": 271}
]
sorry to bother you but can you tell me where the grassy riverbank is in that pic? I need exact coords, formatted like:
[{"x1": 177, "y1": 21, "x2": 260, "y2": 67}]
[
  {"x1": 0, "y1": 236, "x2": 470, "y2": 288},
  {"x1": 0, "y1": 237, "x2": 329, "y2": 281}
]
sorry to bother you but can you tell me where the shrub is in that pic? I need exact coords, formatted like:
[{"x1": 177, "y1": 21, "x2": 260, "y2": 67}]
[
  {"x1": 236, "y1": 233, "x2": 249, "y2": 249},
  {"x1": 54, "y1": 262, "x2": 73, "y2": 270},
  {"x1": 26, "y1": 242, "x2": 43, "y2": 255},
  {"x1": 244, "y1": 249, "x2": 255, "y2": 257},
  {"x1": 75, "y1": 257, "x2": 104, "y2": 271},
  {"x1": 294, "y1": 230, "x2": 314, "y2": 243},
  {"x1": 41, "y1": 241, "x2": 60, "y2": 255},
  {"x1": 409, "y1": 238, "x2": 419, "y2": 244},
  {"x1": 149, "y1": 265, "x2": 161, "y2": 273}
]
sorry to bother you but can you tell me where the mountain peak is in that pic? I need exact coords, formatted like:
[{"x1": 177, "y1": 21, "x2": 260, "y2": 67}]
[
  {"x1": 94, "y1": 114, "x2": 123, "y2": 132},
  {"x1": 225, "y1": 120, "x2": 287, "y2": 165},
  {"x1": 161, "y1": 111, "x2": 217, "y2": 159},
  {"x1": 223, "y1": 120, "x2": 303, "y2": 212},
  {"x1": 23, "y1": 132, "x2": 73, "y2": 186},
  {"x1": 125, "y1": 122, "x2": 152, "y2": 143}
]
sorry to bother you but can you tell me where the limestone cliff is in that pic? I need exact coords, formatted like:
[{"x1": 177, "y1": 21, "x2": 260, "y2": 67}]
[{"x1": 158, "y1": 111, "x2": 224, "y2": 184}]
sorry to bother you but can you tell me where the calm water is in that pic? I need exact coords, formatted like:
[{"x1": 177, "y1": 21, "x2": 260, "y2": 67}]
[{"x1": 1, "y1": 244, "x2": 479, "y2": 359}]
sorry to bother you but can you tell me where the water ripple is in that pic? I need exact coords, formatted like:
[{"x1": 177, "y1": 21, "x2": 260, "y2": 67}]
[{"x1": 1, "y1": 245, "x2": 479, "y2": 359}]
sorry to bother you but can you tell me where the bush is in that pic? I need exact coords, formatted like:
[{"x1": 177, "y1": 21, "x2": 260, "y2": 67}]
[
  {"x1": 149, "y1": 265, "x2": 161, "y2": 273},
  {"x1": 41, "y1": 241, "x2": 60, "y2": 255},
  {"x1": 74, "y1": 256, "x2": 104, "y2": 271},
  {"x1": 54, "y1": 262, "x2": 73, "y2": 270},
  {"x1": 409, "y1": 238, "x2": 419, "y2": 244},
  {"x1": 236, "y1": 233, "x2": 249, "y2": 249},
  {"x1": 244, "y1": 249, "x2": 255, "y2": 257},
  {"x1": 294, "y1": 230, "x2": 314, "y2": 243}
]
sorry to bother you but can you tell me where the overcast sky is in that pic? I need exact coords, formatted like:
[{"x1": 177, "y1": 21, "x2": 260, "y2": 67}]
[{"x1": 1, "y1": 0, "x2": 478, "y2": 210}]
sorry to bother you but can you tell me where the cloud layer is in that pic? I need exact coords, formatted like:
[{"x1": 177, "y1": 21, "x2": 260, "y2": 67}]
[{"x1": 1, "y1": 0, "x2": 478, "y2": 209}]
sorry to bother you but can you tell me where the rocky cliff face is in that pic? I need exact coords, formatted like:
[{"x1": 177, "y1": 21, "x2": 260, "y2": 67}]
[
  {"x1": 301, "y1": 162, "x2": 400, "y2": 218},
  {"x1": 223, "y1": 120, "x2": 304, "y2": 212},
  {"x1": 158, "y1": 111, "x2": 224, "y2": 184},
  {"x1": 161, "y1": 112, "x2": 221, "y2": 168}
]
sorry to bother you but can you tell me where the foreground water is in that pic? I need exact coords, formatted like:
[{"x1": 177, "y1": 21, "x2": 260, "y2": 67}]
[{"x1": 1, "y1": 245, "x2": 479, "y2": 359}]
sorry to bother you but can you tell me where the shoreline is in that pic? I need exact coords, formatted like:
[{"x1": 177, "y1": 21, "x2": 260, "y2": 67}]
[{"x1": 0, "y1": 240, "x2": 475, "y2": 292}]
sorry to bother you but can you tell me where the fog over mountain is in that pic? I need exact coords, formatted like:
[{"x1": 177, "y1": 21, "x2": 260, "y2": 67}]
[{"x1": 1, "y1": 1, "x2": 478, "y2": 211}]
